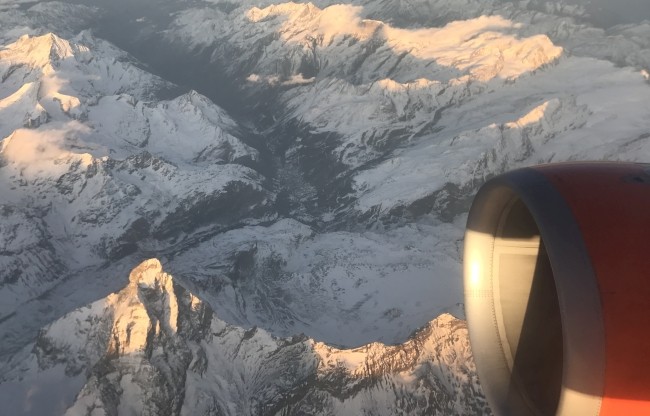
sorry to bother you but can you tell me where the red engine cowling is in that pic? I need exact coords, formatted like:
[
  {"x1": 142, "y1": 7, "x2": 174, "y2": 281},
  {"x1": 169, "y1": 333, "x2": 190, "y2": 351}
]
[{"x1": 464, "y1": 162, "x2": 650, "y2": 416}]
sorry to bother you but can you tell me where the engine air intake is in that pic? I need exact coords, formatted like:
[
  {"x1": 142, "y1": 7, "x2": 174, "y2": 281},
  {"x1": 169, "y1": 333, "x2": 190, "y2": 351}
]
[{"x1": 464, "y1": 163, "x2": 650, "y2": 416}]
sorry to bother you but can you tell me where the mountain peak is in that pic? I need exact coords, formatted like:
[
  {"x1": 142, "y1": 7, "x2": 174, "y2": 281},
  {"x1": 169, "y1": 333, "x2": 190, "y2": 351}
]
[
  {"x1": 127, "y1": 258, "x2": 166, "y2": 288},
  {"x1": 7, "y1": 33, "x2": 79, "y2": 69},
  {"x1": 107, "y1": 259, "x2": 208, "y2": 356},
  {"x1": 107, "y1": 258, "x2": 180, "y2": 356}
]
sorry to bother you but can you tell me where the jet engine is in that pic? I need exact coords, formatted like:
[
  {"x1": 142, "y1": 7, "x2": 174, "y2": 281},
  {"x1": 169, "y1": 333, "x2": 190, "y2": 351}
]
[{"x1": 464, "y1": 162, "x2": 650, "y2": 416}]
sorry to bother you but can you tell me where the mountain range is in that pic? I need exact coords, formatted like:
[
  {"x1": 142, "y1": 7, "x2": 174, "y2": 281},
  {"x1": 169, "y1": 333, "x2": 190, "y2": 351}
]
[{"x1": 0, "y1": 0, "x2": 649, "y2": 414}]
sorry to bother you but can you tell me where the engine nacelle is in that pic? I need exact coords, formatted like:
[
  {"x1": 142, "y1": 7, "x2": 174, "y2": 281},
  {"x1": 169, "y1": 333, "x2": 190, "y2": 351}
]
[{"x1": 464, "y1": 163, "x2": 650, "y2": 416}]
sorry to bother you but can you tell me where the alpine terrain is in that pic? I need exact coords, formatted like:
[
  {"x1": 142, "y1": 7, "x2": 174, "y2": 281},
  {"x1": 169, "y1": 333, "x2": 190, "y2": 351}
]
[{"x1": 0, "y1": 0, "x2": 648, "y2": 415}]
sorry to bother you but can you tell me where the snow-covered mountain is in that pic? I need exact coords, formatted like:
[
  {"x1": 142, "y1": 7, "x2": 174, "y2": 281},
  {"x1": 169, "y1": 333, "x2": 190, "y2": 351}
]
[
  {"x1": 0, "y1": 0, "x2": 649, "y2": 414},
  {"x1": 0, "y1": 259, "x2": 487, "y2": 416},
  {"x1": 153, "y1": 0, "x2": 650, "y2": 344},
  {"x1": 166, "y1": 0, "x2": 650, "y2": 220},
  {"x1": 0, "y1": 30, "x2": 273, "y2": 357}
]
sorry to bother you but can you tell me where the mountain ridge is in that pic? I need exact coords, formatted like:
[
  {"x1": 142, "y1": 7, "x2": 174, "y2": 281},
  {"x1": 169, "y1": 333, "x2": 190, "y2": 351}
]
[{"x1": 1, "y1": 259, "x2": 488, "y2": 416}]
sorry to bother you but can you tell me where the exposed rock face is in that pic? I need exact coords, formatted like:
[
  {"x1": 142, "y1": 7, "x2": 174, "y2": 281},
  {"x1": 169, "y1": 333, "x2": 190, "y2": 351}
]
[{"x1": 0, "y1": 260, "x2": 489, "y2": 416}]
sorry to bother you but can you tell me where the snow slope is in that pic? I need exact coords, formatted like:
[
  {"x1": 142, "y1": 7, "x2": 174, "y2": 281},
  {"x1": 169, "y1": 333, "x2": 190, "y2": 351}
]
[{"x1": 167, "y1": 218, "x2": 465, "y2": 346}]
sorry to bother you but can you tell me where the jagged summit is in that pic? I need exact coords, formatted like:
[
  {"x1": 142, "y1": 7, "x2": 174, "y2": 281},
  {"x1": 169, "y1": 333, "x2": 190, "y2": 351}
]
[
  {"x1": 108, "y1": 258, "x2": 183, "y2": 355},
  {"x1": 127, "y1": 257, "x2": 166, "y2": 286}
]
